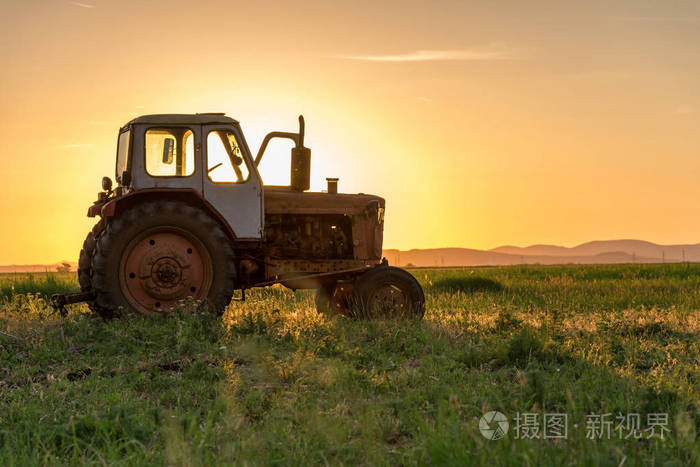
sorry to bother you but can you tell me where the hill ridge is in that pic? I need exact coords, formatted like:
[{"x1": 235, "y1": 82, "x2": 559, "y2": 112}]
[{"x1": 385, "y1": 239, "x2": 700, "y2": 267}]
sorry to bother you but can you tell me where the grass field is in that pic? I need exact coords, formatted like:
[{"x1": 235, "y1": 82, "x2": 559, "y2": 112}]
[{"x1": 0, "y1": 265, "x2": 698, "y2": 465}]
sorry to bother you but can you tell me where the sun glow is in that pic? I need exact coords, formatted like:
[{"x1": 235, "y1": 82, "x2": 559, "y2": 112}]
[{"x1": 1, "y1": 1, "x2": 699, "y2": 264}]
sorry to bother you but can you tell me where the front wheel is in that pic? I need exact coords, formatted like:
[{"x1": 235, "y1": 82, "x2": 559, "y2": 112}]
[
  {"x1": 314, "y1": 283, "x2": 334, "y2": 315},
  {"x1": 350, "y1": 266, "x2": 425, "y2": 319},
  {"x1": 314, "y1": 281, "x2": 353, "y2": 316}
]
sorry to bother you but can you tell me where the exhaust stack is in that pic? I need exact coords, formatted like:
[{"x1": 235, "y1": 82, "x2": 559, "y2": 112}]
[
  {"x1": 290, "y1": 116, "x2": 310, "y2": 192},
  {"x1": 326, "y1": 177, "x2": 338, "y2": 194},
  {"x1": 255, "y1": 115, "x2": 310, "y2": 192}
]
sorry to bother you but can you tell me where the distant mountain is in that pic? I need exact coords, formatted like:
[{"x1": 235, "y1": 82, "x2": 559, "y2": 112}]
[
  {"x1": 384, "y1": 239, "x2": 697, "y2": 267},
  {"x1": 490, "y1": 240, "x2": 700, "y2": 262}
]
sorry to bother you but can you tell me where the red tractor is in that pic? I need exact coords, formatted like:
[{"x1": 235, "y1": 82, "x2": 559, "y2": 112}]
[{"x1": 59, "y1": 113, "x2": 424, "y2": 319}]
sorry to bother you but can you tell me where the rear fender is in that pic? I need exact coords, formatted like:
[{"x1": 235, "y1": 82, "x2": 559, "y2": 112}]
[{"x1": 100, "y1": 188, "x2": 238, "y2": 243}]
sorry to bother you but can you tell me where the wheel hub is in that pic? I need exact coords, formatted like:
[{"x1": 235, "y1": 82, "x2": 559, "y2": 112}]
[
  {"x1": 148, "y1": 256, "x2": 185, "y2": 292},
  {"x1": 120, "y1": 228, "x2": 212, "y2": 314},
  {"x1": 153, "y1": 258, "x2": 181, "y2": 286},
  {"x1": 368, "y1": 285, "x2": 407, "y2": 315}
]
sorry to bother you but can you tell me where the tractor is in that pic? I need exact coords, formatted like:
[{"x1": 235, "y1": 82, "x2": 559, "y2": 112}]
[{"x1": 58, "y1": 113, "x2": 424, "y2": 319}]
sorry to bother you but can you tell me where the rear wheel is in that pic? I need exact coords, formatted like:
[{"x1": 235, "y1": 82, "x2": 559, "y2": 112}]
[
  {"x1": 90, "y1": 200, "x2": 236, "y2": 316},
  {"x1": 78, "y1": 219, "x2": 104, "y2": 292},
  {"x1": 78, "y1": 219, "x2": 112, "y2": 317},
  {"x1": 350, "y1": 266, "x2": 425, "y2": 319}
]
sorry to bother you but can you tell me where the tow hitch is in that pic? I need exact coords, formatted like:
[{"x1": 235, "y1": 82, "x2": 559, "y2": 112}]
[{"x1": 50, "y1": 291, "x2": 95, "y2": 316}]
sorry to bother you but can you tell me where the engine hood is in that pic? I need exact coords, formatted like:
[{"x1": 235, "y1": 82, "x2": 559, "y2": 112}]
[{"x1": 263, "y1": 190, "x2": 385, "y2": 216}]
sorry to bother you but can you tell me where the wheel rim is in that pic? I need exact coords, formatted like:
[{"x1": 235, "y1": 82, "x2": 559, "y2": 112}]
[
  {"x1": 119, "y1": 226, "x2": 213, "y2": 315},
  {"x1": 366, "y1": 283, "x2": 408, "y2": 317}
]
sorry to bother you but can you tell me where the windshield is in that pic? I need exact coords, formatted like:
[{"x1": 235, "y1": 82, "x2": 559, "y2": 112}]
[{"x1": 115, "y1": 129, "x2": 130, "y2": 182}]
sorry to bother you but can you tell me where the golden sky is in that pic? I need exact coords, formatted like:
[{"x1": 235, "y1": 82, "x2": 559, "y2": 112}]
[{"x1": 1, "y1": 0, "x2": 699, "y2": 264}]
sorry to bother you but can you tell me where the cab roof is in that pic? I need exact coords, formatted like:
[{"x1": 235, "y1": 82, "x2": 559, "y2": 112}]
[{"x1": 124, "y1": 113, "x2": 239, "y2": 127}]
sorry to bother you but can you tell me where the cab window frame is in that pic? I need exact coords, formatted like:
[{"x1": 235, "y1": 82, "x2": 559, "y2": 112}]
[
  {"x1": 205, "y1": 127, "x2": 252, "y2": 184},
  {"x1": 143, "y1": 125, "x2": 198, "y2": 179},
  {"x1": 115, "y1": 126, "x2": 132, "y2": 183}
]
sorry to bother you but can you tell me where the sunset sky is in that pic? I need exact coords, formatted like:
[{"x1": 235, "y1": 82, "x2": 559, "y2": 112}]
[{"x1": 1, "y1": 0, "x2": 699, "y2": 264}]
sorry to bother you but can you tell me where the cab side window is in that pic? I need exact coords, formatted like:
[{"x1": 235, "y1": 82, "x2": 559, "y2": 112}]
[
  {"x1": 206, "y1": 130, "x2": 250, "y2": 183},
  {"x1": 145, "y1": 128, "x2": 195, "y2": 177}
]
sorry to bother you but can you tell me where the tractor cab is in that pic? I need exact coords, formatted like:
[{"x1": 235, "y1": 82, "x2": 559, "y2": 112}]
[
  {"x1": 113, "y1": 113, "x2": 265, "y2": 239},
  {"x1": 112, "y1": 113, "x2": 315, "y2": 240}
]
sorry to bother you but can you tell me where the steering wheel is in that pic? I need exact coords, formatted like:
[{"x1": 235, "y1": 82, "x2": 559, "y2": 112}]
[{"x1": 208, "y1": 162, "x2": 223, "y2": 173}]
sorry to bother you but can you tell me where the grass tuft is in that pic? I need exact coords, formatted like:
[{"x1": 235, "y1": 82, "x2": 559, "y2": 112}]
[
  {"x1": 431, "y1": 275, "x2": 504, "y2": 293},
  {"x1": 0, "y1": 272, "x2": 78, "y2": 298}
]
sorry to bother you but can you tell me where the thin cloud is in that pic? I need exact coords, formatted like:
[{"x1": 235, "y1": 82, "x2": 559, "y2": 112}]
[
  {"x1": 336, "y1": 48, "x2": 514, "y2": 62},
  {"x1": 610, "y1": 16, "x2": 699, "y2": 23},
  {"x1": 68, "y1": 2, "x2": 95, "y2": 8},
  {"x1": 672, "y1": 105, "x2": 695, "y2": 116}
]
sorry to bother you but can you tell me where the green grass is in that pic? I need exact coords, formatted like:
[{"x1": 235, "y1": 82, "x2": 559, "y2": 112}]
[
  {"x1": 0, "y1": 272, "x2": 78, "y2": 298},
  {"x1": 0, "y1": 264, "x2": 698, "y2": 465}
]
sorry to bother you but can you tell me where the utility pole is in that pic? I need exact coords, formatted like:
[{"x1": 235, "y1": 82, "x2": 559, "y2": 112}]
[{"x1": 662, "y1": 250, "x2": 665, "y2": 263}]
